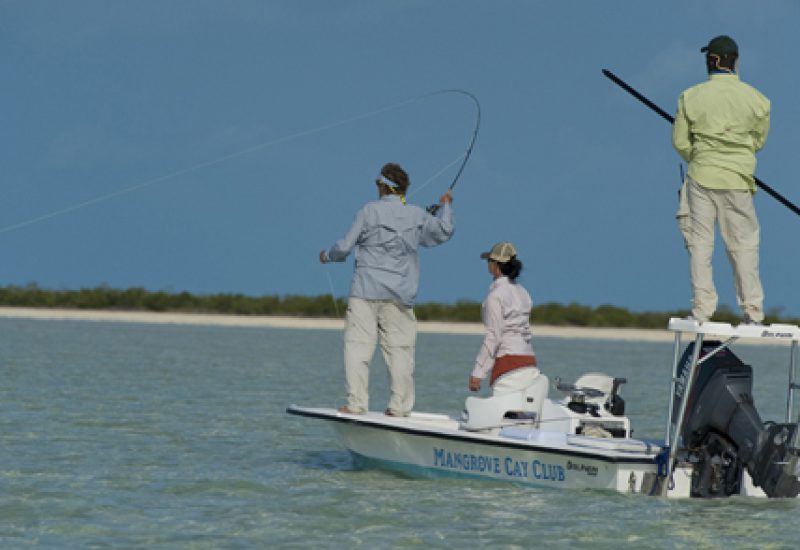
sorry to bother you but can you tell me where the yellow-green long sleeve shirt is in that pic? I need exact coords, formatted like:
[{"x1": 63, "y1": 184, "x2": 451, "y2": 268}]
[{"x1": 672, "y1": 73, "x2": 770, "y2": 192}]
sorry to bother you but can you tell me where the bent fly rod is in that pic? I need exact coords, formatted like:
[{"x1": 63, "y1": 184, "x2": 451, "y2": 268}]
[
  {"x1": 602, "y1": 68, "x2": 800, "y2": 218},
  {"x1": 425, "y1": 89, "x2": 481, "y2": 214}
]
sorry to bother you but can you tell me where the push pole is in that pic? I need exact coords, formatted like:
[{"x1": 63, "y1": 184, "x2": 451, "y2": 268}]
[{"x1": 602, "y1": 69, "x2": 800, "y2": 218}]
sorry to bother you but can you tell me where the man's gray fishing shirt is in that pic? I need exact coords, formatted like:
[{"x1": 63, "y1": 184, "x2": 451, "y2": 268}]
[{"x1": 326, "y1": 195, "x2": 454, "y2": 307}]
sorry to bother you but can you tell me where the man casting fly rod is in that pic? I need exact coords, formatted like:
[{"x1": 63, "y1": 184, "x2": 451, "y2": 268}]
[{"x1": 319, "y1": 163, "x2": 454, "y2": 417}]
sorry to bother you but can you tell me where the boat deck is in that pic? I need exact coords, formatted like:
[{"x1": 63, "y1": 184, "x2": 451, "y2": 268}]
[
  {"x1": 287, "y1": 405, "x2": 661, "y2": 461},
  {"x1": 668, "y1": 318, "x2": 800, "y2": 342}
]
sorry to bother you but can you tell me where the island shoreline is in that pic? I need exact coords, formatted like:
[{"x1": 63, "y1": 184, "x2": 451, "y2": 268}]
[{"x1": 0, "y1": 305, "x2": 684, "y2": 343}]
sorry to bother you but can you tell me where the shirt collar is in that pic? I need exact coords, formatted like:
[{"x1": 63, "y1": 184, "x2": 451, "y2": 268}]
[
  {"x1": 709, "y1": 71, "x2": 739, "y2": 80},
  {"x1": 490, "y1": 275, "x2": 510, "y2": 290}
]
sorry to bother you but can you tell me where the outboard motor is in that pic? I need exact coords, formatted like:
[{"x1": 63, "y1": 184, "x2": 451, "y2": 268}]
[{"x1": 673, "y1": 341, "x2": 800, "y2": 498}]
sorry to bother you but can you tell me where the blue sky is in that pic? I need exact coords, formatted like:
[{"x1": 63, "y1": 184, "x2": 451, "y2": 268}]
[{"x1": 2, "y1": 0, "x2": 799, "y2": 316}]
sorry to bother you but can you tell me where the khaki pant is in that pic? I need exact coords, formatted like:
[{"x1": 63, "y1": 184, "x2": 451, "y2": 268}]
[
  {"x1": 677, "y1": 177, "x2": 764, "y2": 322},
  {"x1": 343, "y1": 297, "x2": 417, "y2": 415}
]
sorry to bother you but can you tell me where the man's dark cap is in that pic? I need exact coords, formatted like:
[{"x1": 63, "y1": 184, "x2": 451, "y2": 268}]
[{"x1": 701, "y1": 35, "x2": 738, "y2": 56}]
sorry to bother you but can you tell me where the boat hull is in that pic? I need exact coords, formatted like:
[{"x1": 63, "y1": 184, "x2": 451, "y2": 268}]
[{"x1": 288, "y1": 406, "x2": 660, "y2": 494}]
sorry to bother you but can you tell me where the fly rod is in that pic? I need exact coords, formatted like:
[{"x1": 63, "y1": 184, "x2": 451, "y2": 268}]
[
  {"x1": 426, "y1": 89, "x2": 481, "y2": 214},
  {"x1": 602, "y1": 68, "x2": 800, "y2": 218}
]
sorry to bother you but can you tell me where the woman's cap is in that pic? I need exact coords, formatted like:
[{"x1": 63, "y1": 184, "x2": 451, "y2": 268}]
[
  {"x1": 701, "y1": 35, "x2": 738, "y2": 56},
  {"x1": 480, "y1": 242, "x2": 517, "y2": 263}
]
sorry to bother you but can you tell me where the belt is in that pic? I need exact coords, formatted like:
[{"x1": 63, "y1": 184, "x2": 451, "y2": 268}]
[{"x1": 490, "y1": 354, "x2": 537, "y2": 385}]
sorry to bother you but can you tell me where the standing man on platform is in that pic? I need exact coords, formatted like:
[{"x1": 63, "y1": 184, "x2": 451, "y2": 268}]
[
  {"x1": 672, "y1": 35, "x2": 770, "y2": 324},
  {"x1": 320, "y1": 162, "x2": 454, "y2": 416}
]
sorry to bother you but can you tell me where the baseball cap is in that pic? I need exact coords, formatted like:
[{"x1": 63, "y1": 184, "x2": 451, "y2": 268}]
[
  {"x1": 480, "y1": 242, "x2": 517, "y2": 263},
  {"x1": 701, "y1": 35, "x2": 738, "y2": 56}
]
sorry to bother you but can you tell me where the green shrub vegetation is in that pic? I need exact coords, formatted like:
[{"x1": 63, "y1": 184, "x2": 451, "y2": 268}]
[{"x1": 0, "y1": 284, "x2": 795, "y2": 328}]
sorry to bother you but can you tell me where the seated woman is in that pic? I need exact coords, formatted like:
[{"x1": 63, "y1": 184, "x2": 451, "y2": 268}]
[{"x1": 469, "y1": 242, "x2": 541, "y2": 396}]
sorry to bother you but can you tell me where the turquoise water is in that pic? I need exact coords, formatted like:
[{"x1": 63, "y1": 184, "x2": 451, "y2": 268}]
[{"x1": 1, "y1": 318, "x2": 799, "y2": 549}]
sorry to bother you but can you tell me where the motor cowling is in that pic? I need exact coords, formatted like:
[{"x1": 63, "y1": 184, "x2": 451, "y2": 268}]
[{"x1": 675, "y1": 341, "x2": 800, "y2": 498}]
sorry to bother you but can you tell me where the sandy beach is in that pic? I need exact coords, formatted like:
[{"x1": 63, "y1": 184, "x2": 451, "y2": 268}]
[
  {"x1": 2, "y1": 306, "x2": 798, "y2": 346},
  {"x1": 0, "y1": 306, "x2": 676, "y2": 342}
]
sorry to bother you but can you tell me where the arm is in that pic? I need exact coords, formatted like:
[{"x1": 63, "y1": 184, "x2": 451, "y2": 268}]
[
  {"x1": 672, "y1": 94, "x2": 692, "y2": 163},
  {"x1": 753, "y1": 99, "x2": 770, "y2": 152},
  {"x1": 320, "y1": 208, "x2": 366, "y2": 263},
  {"x1": 469, "y1": 294, "x2": 503, "y2": 391},
  {"x1": 419, "y1": 192, "x2": 455, "y2": 247}
]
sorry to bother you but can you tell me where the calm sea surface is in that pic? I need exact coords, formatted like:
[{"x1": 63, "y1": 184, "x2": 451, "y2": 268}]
[{"x1": 2, "y1": 317, "x2": 799, "y2": 549}]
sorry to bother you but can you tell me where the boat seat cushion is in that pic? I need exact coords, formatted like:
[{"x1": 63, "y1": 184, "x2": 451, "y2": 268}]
[{"x1": 461, "y1": 375, "x2": 549, "y2": 431}]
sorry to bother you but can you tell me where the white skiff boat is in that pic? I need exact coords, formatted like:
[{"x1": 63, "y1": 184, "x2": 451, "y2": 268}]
[{"x1": 287, "y1": 318, "x2": 800, "y2": 498}]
